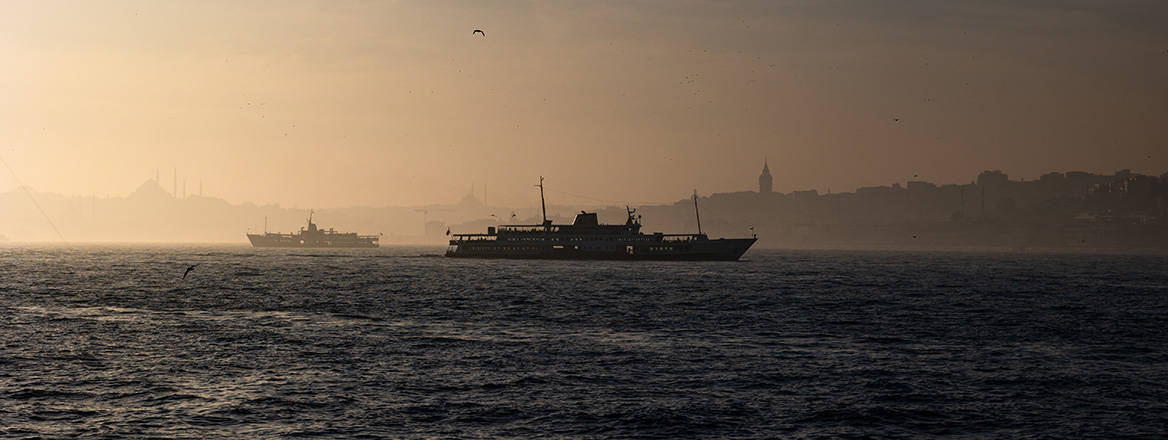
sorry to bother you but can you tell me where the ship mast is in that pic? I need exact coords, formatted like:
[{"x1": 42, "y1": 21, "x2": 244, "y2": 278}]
[
  {"x1": 693, "y1": 189, "x2": 703, "y2": 236},
  {"x1": 537, "y1": 176, "x2": 549, "y2": 227}
]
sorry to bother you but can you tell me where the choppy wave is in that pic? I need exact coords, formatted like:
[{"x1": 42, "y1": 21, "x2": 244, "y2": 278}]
[{"x1": 1, "y1": 245, "x2": 1166, "y2": 438}]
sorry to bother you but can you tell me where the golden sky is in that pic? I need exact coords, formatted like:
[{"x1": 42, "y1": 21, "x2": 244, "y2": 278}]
[{"x1": 2, "y1": 1, "x2": 1166, "y2": 208}]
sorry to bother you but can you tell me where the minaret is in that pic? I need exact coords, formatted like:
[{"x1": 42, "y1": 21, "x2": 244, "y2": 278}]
[{"x1": 758, "y1": 158, "x2": 773, "y2": 194}]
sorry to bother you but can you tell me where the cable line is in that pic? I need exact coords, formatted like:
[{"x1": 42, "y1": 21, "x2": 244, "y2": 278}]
[{"x1": 0, "y1": 154, "x2": 68, "y2": 244}]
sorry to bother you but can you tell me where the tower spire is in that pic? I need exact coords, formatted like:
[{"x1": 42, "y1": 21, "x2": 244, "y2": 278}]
[{"x1": 758, "y1": 157, "x2": 773, "y2": 194}]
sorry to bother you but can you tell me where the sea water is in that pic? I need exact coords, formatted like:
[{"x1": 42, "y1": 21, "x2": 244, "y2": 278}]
[{"x1": 1, "y1": 246, "x2": 1165, "y2": 438}]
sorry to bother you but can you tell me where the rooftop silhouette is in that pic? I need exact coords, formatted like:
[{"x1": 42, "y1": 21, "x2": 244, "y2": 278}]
[{"x1": 2, "y1": 164, "x2": 1166, "y2": 250}]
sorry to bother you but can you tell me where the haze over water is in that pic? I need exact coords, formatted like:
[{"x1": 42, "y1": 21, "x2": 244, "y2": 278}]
[
  {"x1": 2, "y1": 1, "x2": 1167, "y2": 208},
  {"x1": 4, "y1": 1, "x2": 1168, "y2": 438},
  {"x1": 2, "y1": 246, "x2": 1166, "y2": 438}
]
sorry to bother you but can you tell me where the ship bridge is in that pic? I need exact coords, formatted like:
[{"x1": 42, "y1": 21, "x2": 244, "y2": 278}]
[{"x1": 487, "y1": 209, "x2": 641, "y2": 236}]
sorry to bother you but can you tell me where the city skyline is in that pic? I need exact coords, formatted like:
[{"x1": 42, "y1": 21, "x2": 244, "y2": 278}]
[
  {"x1": 2, "y1": 162, "x2": 1164, "y2": 247},
  {"x1": 4, "y1": 3, "x2": 1166, "y2": 438},
  {"x1": 5, "y1": 160, "x2": 1165, "y2": 210},
  {"x1": 2, "y1": 1, "x2": 1166, "y2": 208}
]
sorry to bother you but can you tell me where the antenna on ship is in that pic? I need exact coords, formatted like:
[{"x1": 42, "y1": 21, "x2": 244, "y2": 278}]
[
  {"x1": 693, "y1": 189, "x2": 703, "y2": 236},
  {"x1": 264, "y1": 216, "x2": 268, "y2": 234},
  {"x1": 536, "y1": 176, "x2": 550, "y2": 228}
]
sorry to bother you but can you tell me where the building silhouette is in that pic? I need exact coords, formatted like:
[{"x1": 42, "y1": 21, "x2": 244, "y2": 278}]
[{"x1": 759, "y1": 159, "x2": 773, "y2": 194}]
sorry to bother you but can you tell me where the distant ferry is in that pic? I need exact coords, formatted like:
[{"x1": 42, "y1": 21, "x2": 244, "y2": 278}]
[
  {"x1": 446, "y1": 177, "x2": 756, "y2": 260},
  {"x1": 247, "y1": 211, "x2": 379, "y2": 248}
]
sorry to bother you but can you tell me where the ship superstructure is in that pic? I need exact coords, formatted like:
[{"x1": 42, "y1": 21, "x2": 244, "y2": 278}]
[
  {"x1": 247, "y1": 210, "x2": 379, "y2": 248},
  {"x1": 445, "y1": 178, "x2": 756, "y2": 260}
]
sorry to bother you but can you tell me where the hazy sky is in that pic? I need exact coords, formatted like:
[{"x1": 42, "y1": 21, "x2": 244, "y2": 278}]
[{"x1": 2, "y1": 1, "x2": 1166, "y2": 208}]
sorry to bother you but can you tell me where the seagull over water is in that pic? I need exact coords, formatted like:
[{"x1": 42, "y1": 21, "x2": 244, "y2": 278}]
[
  {"x1": 473, "y1": 29, "x2": 485, "y2": 36},
  {"x1": 182, "y1": 264, "x2": 200, "y2": 280}
]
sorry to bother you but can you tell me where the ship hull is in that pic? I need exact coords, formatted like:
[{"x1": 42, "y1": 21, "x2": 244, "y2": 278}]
[
  {"x1": 247, "y1": 233, "x2": 378, "y2": 248},
  {"x1": 446, "y1": 237, "x2": 755, "y2": 261}
]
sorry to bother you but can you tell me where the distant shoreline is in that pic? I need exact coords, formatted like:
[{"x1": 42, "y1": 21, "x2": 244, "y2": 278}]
[{"x1": 2, "y1": 241, "x2": 1165, "y2": 257}]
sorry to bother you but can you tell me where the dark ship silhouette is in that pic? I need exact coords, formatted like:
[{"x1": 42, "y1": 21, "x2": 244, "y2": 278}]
[
  {"x1": 446, "y1": 177, "x2": 756, "y2": 260},
  {"x1": 247, "y1": 210, "x2": 379, "y2": 248}
]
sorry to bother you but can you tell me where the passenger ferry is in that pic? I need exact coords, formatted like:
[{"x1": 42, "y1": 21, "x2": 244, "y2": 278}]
[{"x1": 445, "y1": 178, "x2": 755, "y2": 260}]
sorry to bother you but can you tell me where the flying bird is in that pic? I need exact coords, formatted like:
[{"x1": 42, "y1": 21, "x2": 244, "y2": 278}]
[
  {"x1": 473, "y1": 29, "x2": 485, "y2": 36},
  {"x1": 182, "y1": 264, "x2": 200, "y2": 280}
]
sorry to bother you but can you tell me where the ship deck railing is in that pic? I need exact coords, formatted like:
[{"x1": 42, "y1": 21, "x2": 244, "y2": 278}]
[
  {"x1": 660, "y1": 234, "x2": 708, "y2": 242},
  {"x1": 497, "y1": 225, "x2": 640, "y2": 234},
  {"x1": 450, "y1": 234, "x2": 498, "y2": 241},
  {"x1": 497, "y1": 225, "x2": 562, "y2": 233},
  {"x1": 450, "y1": 233, "x2": 706, "y2": 242}
]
